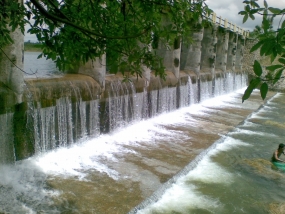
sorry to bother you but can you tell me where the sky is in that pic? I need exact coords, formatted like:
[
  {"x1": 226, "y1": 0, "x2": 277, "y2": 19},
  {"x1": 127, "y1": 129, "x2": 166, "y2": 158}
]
[
  {"x1": 24, "y1": 0, "x2": 284, "y2": 42},
  {"x1": 206, "y1": 0, "x2": 284, "y2": 31}
]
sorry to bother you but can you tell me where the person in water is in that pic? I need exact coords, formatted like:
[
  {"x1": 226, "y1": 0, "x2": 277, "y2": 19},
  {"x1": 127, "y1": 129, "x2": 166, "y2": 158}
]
[{"x1": 272, "y1": 143, "x2": 285, "y2": 163}]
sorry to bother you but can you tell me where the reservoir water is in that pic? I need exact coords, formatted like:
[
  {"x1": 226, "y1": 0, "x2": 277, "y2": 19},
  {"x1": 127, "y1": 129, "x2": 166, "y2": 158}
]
[{"x1": 23, "y1": 51, "x2": 60, "y2": 78}]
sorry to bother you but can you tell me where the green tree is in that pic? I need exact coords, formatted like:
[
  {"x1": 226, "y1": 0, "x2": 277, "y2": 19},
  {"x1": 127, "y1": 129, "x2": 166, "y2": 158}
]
[
  {"x1": 1, "y1": 0, "x2": 211, "y2": 79},
  {"x1": 239, "y1": 0, "x2": 285, "y2": 102}
]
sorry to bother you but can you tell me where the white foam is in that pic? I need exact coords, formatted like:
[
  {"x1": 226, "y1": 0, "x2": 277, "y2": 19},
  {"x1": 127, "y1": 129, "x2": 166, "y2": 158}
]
[
  {"x1": 29, "y1": 90, "x2": 251, "y2": 180},
  {"x1": 138, "y1": 183, "x2": 221, "y2": 214},
  {"x1": 136, "y1": 136, "x2": 250, "y2": 214},
  {"x1": 185, "y1": 159, "x2": 233, "y2": 184},
  {"x1": 233, "y1": 128, "x2": 277, "y2": 138},
  {"x1": 0, "y1": 88, "x2": 255, "y2": 213}
]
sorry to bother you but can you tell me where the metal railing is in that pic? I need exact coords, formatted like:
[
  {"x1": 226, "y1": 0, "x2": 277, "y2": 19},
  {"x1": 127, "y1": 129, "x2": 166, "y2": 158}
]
[{"x1": 205, "y1": 12, "x2": 250, "y2": 37}]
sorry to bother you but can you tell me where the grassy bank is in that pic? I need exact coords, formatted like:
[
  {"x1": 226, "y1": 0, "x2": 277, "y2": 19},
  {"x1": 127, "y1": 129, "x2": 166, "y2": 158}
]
[{"x1": 24, "y1": 42, "x2": 43, "y2": 52}]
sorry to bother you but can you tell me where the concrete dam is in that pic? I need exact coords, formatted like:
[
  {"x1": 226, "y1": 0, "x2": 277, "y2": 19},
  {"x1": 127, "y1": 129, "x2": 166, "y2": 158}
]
[{"x1": 0, "y1": 12, "x2": 277, "y2": 214}]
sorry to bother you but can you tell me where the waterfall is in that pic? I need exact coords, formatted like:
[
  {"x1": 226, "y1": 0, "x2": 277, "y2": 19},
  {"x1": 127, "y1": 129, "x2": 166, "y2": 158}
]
[
  {"x1": 28, "y1": 96, "x2": 100, "y2": 154},
  {"x1": 158, "y1": 87, "x2": 177, "y2": 113},
  {"x1": 200, "y1": 79, "x2": 212, "y2": 102},
  {"x1": 179, "y1": 76, "x2": 192, "y2": 108},
  {"x1": 214, "y1": 73, "x2": 226, "y2": 96},
  {"x1": 0, "y1": 71, "x2": 253, "y2": 213},
  {"x1": 213, "y1": 72, "x2": 247, "y2": 97},
  {"x1": 0, "y1": 72, "x2": 248, "y2": 161},
  {"x1": 149, "y1": 90, "x2": 158, "y2": 118}
]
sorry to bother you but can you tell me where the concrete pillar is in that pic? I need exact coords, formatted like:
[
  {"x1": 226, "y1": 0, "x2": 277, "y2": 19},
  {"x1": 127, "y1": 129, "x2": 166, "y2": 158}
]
[
  {"x1": 180, "y1": 26, "x2": 203, "y2": 76},
  {"x1": 180, "y1": 20, "x2": 203, "y2": 103},
  {"x1": 0, "y1": 9, "x2": 25, "y2": 104},
  {"x1": 216, "y1": 28, "x2": 229, "y2": 72},
  {"x1": 155, "y1": 38, "x2": 181, "y2": 79},
  {"x1": 155, "y1": 14, "x2": 181, "y2": 79},
  {"x1": 77, "y1": 55, "x2": 106, "y2": 89},
  {"x1": 138, "y1": 42, "x2": 151, "y2": 87},
  {"x1": 200, "y1": 25, "x2": 218, "y2": 78},
  {"x1": 226, "y1": 32, "x2": 237, "y2": 72},
  {"x1": 235, "y1": 35, "x2": 245, "y2": 72}
]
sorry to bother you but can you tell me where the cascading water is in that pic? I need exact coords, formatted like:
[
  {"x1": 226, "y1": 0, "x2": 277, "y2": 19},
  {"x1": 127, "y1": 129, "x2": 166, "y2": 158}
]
[
  {"x1": 130, "y1": 92, "x2": 285, "y2": 214},
  {"x1": 179, "y1": 76, "x2": 196, "y2": 108},
  {"x1": 0, "y1": 71, "x2": 261, "y2": 214}
]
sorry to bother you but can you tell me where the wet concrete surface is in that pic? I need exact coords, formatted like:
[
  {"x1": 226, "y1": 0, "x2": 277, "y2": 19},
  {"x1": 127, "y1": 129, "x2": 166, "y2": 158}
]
[{"x1": 47, "y1": 90, "x2": 276, "y2": 214}]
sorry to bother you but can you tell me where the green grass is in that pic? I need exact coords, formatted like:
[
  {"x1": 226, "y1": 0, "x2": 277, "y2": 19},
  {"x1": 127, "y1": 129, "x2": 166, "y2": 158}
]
[{"x1": 24, "y1": 42, "x2": 43, "y2": 52}]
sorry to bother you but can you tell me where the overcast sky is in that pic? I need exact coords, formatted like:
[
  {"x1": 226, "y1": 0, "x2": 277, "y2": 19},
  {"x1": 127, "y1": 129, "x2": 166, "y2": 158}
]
[
  {"x1": 24, "y1": 0, "x2": 284, "y2": 42},
  {"x1": 206, "y1": 0, "x2": 284, "y2": 31}
]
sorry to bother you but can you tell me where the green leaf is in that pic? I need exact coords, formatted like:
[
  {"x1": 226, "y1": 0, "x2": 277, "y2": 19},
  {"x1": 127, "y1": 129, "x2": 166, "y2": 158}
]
[
  {"x1": 262, "y1": 15, "x2": 270, "y2": 32},
  {"x1": 249, "y1": 13, "x2": 255, "y2": 20},
  {"x1": 260, "y1": 82, "x2": 268, "y2": 100},
  {"x1": 264, "y1": 0, "x2": 268, "y2": 8},
  {"x1": 282, "y1": 20, "x2": 285, "y2": 29},
  {"x1": 251, "y1": 1, "x2": 260, "y2": 8},
  {"x1": 243, "y1": 13, "x2": 249, "y2": 23},
  {"x1": 242, "y1": 78, "x2": 261, "y2": 102},
  {"x1": 260, "y1": 41, "x2": 272, "y2": 56},
  {"x1": 266, "y1": 64, "x2": 283, "y2": 71},
  {"x1": 273, "y1": 69, "x2": 284, "y2": 84},
  {"x1": 238, "y1": 11, "x2": 247, "y2": 15},
  {"x1": 250, "y1": 9, "x2": 260, "y2": 14},
  {"x1": 271, "y1": 49, "x2": 277, "y2": 63},
  {"x1": 250, "y1": 41, "x2": 264, "y2": 52},
  {"x1": 268, "y1": 7, "x2": 282, "y2": 14},
  {"x1": 242, "y1": 87, "x2": 253, "y2": 103},
  {"x1": 253, "y1": 60, "x2": 262, "y2": 76},
  {"x1": 278, "y1": 58, "x2": 285, "y2": 64},
  {"x1": 37, "y1": 53, "x2": 43, "y2": 59}
]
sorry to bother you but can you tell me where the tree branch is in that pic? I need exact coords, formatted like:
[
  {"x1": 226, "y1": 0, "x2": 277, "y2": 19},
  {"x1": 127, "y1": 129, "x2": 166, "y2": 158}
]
[
  {"x1": 30, "y1": 0, "x2": 152, "y2": 40},
  {"x1": 261, "y1": 76, "x2": 285, "y2": 82},
  {"x1": 0, "y1": 47, "x2": 37, "y2": 75}
]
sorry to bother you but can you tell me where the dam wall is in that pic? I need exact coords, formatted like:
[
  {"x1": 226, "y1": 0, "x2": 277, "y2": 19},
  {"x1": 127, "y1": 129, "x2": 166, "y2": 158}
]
[{"x1": 0, "y1": 14, "x2": 251, "y2": 162}]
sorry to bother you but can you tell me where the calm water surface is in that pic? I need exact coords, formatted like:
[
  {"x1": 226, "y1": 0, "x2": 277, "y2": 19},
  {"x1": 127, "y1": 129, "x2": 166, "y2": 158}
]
[{"x1": 24, "y1": 51, "x2": 61, "y2": 78}]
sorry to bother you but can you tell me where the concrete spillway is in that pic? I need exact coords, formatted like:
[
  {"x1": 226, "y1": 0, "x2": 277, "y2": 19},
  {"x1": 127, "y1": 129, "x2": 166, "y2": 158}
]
[{"x1": 0, "y1": 69, "x2": 275, "y2": 213}]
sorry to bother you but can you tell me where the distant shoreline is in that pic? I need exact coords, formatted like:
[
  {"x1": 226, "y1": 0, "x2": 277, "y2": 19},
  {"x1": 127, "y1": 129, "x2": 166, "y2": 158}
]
[
  {"x1": 24, "y1": 42, "x2": 43, "y2": 52},
  {"x1": 24, "y1": 49, "x2": 42, "y2": 52}
]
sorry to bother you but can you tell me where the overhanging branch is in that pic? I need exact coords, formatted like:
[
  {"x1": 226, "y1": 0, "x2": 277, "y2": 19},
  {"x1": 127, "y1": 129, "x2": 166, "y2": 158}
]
[{"x1": 30, "y1": 0, "x2": 151, "y2": 40}]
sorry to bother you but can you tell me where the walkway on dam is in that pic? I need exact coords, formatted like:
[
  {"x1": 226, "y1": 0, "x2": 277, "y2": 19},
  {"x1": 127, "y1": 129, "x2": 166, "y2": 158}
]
[{"x1": 46, "y1": 90, "x2": 276, "y2": 214}]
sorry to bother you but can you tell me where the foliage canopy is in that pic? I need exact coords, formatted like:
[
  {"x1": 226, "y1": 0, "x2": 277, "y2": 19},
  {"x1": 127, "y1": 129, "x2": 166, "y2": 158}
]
[
  {"x1": 1, "y1": 0, "x2": 211, "y2": 79},
  {"x1": 239, "y1": 0, "x2": 285, "y2": 102}
]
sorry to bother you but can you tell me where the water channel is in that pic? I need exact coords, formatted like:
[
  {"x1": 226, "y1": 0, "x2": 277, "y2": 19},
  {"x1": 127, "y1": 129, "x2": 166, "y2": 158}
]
[
  {"x1": 133, "y1": 93, "x2": 285, "y2": 214},
  {"x1": 0, "y1": 53, "x2": 284, "y2": 213}
]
